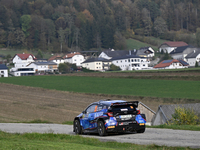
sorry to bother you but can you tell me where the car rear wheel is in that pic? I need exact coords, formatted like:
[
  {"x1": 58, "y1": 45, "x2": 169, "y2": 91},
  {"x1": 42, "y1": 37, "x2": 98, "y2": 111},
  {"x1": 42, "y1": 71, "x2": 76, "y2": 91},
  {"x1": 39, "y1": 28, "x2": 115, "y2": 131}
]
[
  {"x1": 98, "y1": 120, "x2": 107, "y2": 136},
  {"x1": 74, "y1": 120, "x2": 82, "y2": 135},
  {"x1": 137, "y1": 127, "x2": 145, "y2": 133}
]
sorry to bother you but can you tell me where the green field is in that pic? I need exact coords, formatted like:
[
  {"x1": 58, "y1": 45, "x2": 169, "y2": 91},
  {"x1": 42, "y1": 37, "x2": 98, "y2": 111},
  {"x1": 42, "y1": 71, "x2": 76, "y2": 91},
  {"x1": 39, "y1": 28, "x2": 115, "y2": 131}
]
[
  {"x1": 0, "y1": 131, "x2": 190, "y2": 150},
  {"x1": 0, "y1": 76, "x2": 200, "y2": 100},
  {"x1": 126, "y1": 38, "x2": 159, "y2": 51}
]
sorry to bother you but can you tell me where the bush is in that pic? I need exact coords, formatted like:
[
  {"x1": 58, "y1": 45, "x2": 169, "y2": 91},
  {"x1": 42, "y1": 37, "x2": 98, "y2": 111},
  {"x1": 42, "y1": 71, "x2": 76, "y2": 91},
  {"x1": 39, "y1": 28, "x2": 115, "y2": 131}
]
[
  {"x1": 169, "y1": 107, "x2": 199, "y2": 125},
  {"x1": 109, "y1": 64, "x2": 121, "y2": 71}
]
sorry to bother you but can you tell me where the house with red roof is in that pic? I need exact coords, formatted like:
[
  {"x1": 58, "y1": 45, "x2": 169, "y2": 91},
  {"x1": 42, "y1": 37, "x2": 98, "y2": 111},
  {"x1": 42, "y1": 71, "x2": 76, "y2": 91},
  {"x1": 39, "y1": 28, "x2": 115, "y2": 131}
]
[
  {"x1": 159, "y1": 42, "x2": 188, "y2": 54},
  {"x1": 12, "y1": 53, "x2": 37, "y2": 68},
  {"x1": 48, "y1": 55, "x2": 64, "y2": 65},
  {"x1": 153, "y1": 59, "x2": 189, "y2": 69},
  {"x1": 63, "y1": 52, "x2": 85, "y2": 66}
]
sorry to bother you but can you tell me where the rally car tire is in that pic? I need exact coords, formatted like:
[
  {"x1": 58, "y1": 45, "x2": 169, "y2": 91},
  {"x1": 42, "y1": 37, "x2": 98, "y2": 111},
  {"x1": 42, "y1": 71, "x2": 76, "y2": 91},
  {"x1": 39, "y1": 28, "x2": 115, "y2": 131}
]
[
  {"x1": 74, "y1": 120, "x2": 82, "y2": 135},
  {"x1": 137, "y1": 127, "x2": 145, "y2": 133},
  {"x1": 97, "y1": 120, "x2": 107, "y2": 136}
]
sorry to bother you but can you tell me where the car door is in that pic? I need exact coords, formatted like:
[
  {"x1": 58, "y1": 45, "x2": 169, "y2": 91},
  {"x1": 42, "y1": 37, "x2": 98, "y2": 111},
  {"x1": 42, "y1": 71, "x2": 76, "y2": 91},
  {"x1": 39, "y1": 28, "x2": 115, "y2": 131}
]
[{"x1": 82, "y1": 104, "x2": 97, "y2": 130}]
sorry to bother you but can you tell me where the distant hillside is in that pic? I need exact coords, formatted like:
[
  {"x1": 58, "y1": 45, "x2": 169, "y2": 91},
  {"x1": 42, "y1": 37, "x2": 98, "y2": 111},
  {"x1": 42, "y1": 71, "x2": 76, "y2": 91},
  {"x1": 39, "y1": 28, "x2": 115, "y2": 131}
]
[{"x1": 0, "y1": 0, "x2": 199, "y2": 53}]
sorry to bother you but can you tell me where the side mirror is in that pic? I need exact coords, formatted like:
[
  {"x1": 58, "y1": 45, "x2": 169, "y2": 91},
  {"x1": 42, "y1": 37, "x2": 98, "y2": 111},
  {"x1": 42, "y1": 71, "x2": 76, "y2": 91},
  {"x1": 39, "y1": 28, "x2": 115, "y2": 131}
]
[{"x1": 82, "y1": 110, "x2": 85, "y2": 114}]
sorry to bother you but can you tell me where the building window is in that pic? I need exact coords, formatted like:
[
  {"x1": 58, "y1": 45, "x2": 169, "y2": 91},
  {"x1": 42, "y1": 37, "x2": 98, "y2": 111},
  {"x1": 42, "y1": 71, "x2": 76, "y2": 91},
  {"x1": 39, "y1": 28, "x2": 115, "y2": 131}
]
[{"x1": 1, "y1": 71, "x2": 4, "y2": 73}]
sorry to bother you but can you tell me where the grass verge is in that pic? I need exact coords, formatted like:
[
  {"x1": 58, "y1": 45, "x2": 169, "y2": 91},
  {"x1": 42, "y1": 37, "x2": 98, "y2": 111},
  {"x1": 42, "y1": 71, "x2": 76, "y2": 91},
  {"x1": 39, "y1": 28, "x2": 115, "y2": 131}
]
[{"x1": 0, "y1": 131, "x2": 191, "y2": 150}]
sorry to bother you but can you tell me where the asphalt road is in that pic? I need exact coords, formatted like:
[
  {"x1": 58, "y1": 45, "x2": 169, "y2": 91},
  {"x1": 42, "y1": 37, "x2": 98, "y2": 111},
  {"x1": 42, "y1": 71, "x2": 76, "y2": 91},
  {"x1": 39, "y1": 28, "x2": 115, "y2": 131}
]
[{"x1": 0, "y1": 123, "x2": 200, "y2": 149}]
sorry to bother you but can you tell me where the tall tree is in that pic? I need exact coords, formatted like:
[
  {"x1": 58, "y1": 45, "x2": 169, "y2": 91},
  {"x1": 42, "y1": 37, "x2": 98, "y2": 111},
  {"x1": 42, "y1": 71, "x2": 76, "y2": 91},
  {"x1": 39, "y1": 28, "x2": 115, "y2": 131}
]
[{"x1": 20, "y1": 15, "x2": 31, "y2": 37}]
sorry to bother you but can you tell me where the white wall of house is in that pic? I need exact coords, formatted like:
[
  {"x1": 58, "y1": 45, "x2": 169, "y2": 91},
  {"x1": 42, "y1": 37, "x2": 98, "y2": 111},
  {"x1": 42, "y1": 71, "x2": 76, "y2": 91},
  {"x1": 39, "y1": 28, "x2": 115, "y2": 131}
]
[
  {"x1": 165, "y1": 62, "x2": 187, "y2": 69},
  {"x1": 28, "y1": 63, "x2": 49, "y2": 72},
  {"x1": 82, "y1": 61, "x2": 103, "y2": 71},
  {"x1": 65, "y1": 55, "x2": 85, "y2": 66},
  {"x1": 186, "y1": 54, "x2": 200, "y2": 67},
  {"x1": 159, "y1": 46, "x2": 175, "y2": 53},
  {"x1": 13, "y1": 55, "x2": 35, "y2": 68},
  {"x1": 112, "y1": 57, "x2": 150, "y2": 71},
  {"x1": 12, "y1": 68, "x2": 35, "y2": 76},
  {"x1": 0, "y1": 69, "x2": 8, "y2": 77},
  {"x1": 171, "y1": 53, "x2": 183, "y2": 60},
  {"x1": 51, "y1": 59, "x2": 64, "y2": 65}
]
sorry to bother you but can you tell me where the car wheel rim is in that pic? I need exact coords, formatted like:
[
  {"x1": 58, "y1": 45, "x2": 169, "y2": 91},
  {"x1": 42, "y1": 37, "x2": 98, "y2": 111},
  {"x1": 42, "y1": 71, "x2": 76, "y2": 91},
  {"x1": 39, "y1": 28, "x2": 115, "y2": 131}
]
[
  {"x1": 99, "y1": 122, "x2": 103, "y2": 135},
  {"x1": 75, "y1": 121, "x2": 79, "y2": 133}
]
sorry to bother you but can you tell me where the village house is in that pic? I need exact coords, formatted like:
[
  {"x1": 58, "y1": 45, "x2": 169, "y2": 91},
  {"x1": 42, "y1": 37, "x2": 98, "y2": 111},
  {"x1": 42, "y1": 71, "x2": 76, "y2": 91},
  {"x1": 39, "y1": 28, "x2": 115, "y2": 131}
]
[
  {"x1": 81, "y1": 58, "x2": 112, "y2": 71},
  {"x1": 27, "y1": 62, "x2": 58, "y2": 74},
  {"x1": 159, "y1": 42, "x2": 188, "y2": 53},
  {"x1": 48, "y1": 55, "x2": 64, "y2": 65},
  {"x1": 63, "y1": 52, "x2": 85, "y2": 66},
  {"x1": 0, "y1": 64, "x2": 8, "y2": 77},
  {"x1": 137, "y1": 47, "x2": 155, "y2": 58},
  {"x1": 153, "y1": 59, "x2": 189, "y2": 69},
  {"x1": 12, "y1": 53, "x2": 37, "y2": 68},
  {"x1": 185, "y1": 49, "x2": 200, "y2": 67},
  {"x1": 170, "y1": 45, "x2": 196, "y2": 61},
  {"x1": 111, "y1": 55, "x2": 150, "y2": 71}
]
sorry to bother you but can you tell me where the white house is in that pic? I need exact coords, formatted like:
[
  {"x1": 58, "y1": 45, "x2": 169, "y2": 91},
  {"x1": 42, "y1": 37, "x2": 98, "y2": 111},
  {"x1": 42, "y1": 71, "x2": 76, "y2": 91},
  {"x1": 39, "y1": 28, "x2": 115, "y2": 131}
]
[
  {"x1": 11, "y1": 68, "x2": 35, "y2": 76},
  {"x1": 27, "y1": 62, "x2": 58, "y2": 74},
  {"x1": 12, "y1": 53, "x2": 37, "y2": 68},
  {"x1": 0, "y1": 64, "x2": 8, "y2": 77},
  {"x1": 159, "y1": 42, "x2": 188, "y2": 53},
  {"x1": 110, "y1": 55, "x2": 150, "y2": 71},
  {"x1": 137, "y1": 47, "x2": 155, "y2": 58},
  {"x1": 63, "y1": 52, "x2": 85, "y2": 66},
  {"x1": 81, "y1": 58, "x2": 111, "y2": 71},
  {"x1": 185, "y1": 49, "x2": 200, "y2": 67},
  {"x1": 170, "y1": 45, "x2": 196, "y2": 61},
  {"x1": 48, "y1": 55, "x2": 64, "y2": 65},
  {"x1": 153, "y1": 59, "x2": 189, "y2": 69}
]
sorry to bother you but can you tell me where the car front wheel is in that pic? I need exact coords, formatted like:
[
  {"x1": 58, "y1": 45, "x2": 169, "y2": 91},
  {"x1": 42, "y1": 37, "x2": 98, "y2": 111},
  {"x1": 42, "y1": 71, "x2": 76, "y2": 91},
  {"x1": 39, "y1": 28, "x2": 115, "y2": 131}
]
[
  {"x1": 74, "y1": 120, "x2": 82, "y2": 135},
  {"x1": 97, "y1": 120, "x2": 107, "y2": 136}
]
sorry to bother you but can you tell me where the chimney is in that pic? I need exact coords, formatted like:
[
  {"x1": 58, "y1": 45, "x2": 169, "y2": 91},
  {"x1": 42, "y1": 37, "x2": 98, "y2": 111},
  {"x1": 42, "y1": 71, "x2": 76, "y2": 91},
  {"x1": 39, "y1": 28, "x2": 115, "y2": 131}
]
[
  {"x1": 129, "y1": 50, "x2": 131, "y2": 55},
  {"x1": 194, "y1": 50, "x2": 196, "y2": 53}
]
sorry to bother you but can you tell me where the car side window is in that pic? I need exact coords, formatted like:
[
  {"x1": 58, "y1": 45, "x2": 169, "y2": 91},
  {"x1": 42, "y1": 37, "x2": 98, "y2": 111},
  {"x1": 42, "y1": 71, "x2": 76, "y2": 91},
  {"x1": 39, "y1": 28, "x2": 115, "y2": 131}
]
[{"x1": 86, "y1": 105, "x2": 97, "y2": 113}]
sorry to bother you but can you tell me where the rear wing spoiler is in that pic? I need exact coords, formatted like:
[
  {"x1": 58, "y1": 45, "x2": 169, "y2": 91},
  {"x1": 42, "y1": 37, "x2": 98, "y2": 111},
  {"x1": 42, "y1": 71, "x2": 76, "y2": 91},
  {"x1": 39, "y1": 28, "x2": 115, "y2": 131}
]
[{"x1": 110, "y1": 101, "x2": 138, "y2": 108}]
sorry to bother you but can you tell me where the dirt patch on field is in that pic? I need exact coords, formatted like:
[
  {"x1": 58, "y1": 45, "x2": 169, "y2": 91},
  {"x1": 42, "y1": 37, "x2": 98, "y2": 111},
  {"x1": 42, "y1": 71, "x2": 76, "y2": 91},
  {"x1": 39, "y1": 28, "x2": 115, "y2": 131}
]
[
  {"x1": 0, "y1": 82, "x2": 176, "y2": 123},
  {"x1": 61, "y1": 71, "x2": 200, "y2": 80}
]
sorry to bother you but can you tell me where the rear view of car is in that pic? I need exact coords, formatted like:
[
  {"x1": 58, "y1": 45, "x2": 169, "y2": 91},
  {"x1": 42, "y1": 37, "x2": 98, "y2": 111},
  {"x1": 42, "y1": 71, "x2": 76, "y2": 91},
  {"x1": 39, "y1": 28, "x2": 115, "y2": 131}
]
[{"x1": 73, "y1": 100, "x2": 146, "y2": 136}]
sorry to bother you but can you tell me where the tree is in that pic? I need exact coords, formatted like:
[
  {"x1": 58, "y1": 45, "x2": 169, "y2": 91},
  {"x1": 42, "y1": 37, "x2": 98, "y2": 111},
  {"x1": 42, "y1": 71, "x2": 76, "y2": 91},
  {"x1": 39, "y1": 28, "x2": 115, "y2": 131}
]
[
  {"x1": 154, "y1": 17, "x2": 168, "y2": 37},
  {"x1": 196, "y1": 28, "x2": 200, "y2": 47},
  {"x1": 36, "y1": 49, "x2": 43, "y2": 59},
  {"x1": 113, "y1": 31, "x2": 127, "y2": 50},
  {"x1": 195, "y1": 61, "x2": 199, "y2": 67},
  {"x1": 58, "y1": 27, "x2": 64, "y2": 53},
  {"x1": 20, "y1": 15, "x2": 31, "y2": 37},
  {"x1": 58, "y1": 63, "x2": 70, "y2": 73},
  {"x1": 109, "y1": 64, "x2": 121, "y2": 71}
]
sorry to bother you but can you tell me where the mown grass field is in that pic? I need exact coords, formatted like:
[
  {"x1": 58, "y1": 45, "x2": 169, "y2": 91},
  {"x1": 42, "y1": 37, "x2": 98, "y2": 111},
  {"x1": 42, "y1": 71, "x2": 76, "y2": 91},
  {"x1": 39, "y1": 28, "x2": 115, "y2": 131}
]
[
  {"x1": 126, "y1": 38, "x2": 159, "y2": 51},
  {"x1": 0, "y1": 131, "x2": 191, "y2": 150},
  {"x1": 0, "y1": 75, "x2": 200, "y2": 100}
]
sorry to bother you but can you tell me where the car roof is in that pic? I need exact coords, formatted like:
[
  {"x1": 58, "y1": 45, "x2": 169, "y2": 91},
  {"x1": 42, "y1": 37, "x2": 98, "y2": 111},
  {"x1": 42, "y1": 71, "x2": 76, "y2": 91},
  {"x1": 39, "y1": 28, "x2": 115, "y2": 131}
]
[{"x1": 94, "y1": 100, "x2": 127, "y2": 106}]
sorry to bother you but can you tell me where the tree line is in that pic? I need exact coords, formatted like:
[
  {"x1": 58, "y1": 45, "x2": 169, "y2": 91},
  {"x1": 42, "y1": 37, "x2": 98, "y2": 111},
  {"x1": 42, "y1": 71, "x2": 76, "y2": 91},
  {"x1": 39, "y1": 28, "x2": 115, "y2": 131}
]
[{"x1": 1, "y1": 0, "x2": 200, "y2": 53}]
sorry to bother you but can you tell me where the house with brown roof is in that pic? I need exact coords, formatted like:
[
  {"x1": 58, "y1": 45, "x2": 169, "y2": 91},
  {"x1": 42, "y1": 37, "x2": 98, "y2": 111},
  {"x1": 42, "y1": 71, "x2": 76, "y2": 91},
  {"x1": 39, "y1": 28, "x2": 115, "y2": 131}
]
[
  {"x1": 63, "y1": 52, "x2": 85, "y2": 66},
  {"x1": 12, "y1": 53, "x2": 37, "y2": 68},
  {"x1": 48, "y1": 55, "x2": 64, "y2": 65},
  {"x1": 159, "y1": 42, "x2": 188, "y2": 54},
  {"x1": 153, "y1": 59, "x2": 189, "y2": 69}
]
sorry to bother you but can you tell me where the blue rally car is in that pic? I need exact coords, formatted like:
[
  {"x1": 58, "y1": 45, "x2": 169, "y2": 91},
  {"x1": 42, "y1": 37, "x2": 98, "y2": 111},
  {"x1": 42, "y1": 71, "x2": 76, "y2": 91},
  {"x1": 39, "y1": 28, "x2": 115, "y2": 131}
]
[{"x1": 73, "y1": 100, "x2": 146, "y2": 136}]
